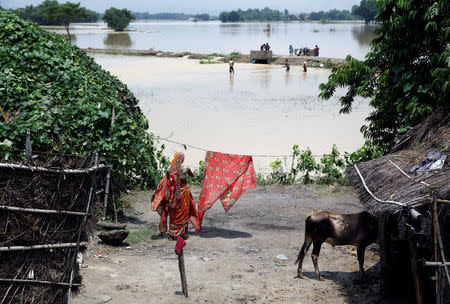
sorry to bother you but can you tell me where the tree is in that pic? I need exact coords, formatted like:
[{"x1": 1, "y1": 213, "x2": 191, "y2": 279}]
[
  {"x1": 40, "y1": 1, "x2": 90, "y2": 39},
  {"x1": 352, "y1": 0, "x2": 379, "y2": 23},
  {"x1": 103, "y1": 7, "x2": 134, "y2": 31},
  {"x1": 319, "y1": 0, "x2": 450, "y2": 151}
]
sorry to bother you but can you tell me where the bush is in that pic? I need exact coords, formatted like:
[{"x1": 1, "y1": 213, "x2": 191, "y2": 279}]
[
  {"x1": 317, "y1": 145, "x2": 346, "y2": 185},
  {"x1": 0, "y1": 11, "x2": 167, "y2": 189},
  {"x1": 103, "y1": 7, "x2": 134, "y2": 31}
]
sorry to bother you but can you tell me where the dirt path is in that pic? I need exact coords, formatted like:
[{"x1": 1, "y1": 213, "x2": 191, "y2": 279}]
[{"x1": 73, "y1": 185, "x2": 381, "y2": 304}]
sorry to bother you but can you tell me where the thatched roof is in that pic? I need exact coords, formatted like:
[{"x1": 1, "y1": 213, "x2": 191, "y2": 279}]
[{"x1": 347, "y1": 106, "x2": 450, "y2": 216}]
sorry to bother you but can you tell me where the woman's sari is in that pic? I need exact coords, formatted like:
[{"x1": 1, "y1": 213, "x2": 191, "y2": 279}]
[{"x1": 151, "y1": 152, "x2": 201, "y2": 237}]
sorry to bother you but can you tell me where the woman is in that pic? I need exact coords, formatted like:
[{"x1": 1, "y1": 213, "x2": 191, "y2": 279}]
[{"x1": 151, "y1": 152, "x2": 201, "y2": 239}]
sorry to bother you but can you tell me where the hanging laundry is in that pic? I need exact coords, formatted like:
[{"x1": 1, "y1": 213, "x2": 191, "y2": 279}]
[{"x1": 198, "y1": 151, "x2": 257, "y2": 224}]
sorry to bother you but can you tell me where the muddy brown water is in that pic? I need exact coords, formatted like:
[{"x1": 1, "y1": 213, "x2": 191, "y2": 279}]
[{"x1": 92, "y1": 55, "x2": 372, "y2": 172}]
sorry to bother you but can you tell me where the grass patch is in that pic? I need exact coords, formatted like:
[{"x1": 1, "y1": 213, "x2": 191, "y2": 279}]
[{"x1": 125, "y1": 228, "x2": 154, "y2": 244}]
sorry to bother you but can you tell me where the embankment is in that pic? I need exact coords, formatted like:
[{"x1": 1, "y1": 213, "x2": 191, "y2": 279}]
[{"x1": 83, "y1": 48, "x2": 346, "y2": 68}]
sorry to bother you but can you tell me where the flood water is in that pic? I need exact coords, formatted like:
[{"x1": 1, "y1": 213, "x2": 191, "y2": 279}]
[
  {"x1": 92, "y1": 55, "x2": 372, "y2": 172},
  {"x1": 52, "y1": 21, "x2": 376, "y2": 59}
]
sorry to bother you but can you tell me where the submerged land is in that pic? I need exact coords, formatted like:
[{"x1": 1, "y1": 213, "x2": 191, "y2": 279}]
[{"x1": 84, "y1": 48, "x2": 346, "y2": 68}]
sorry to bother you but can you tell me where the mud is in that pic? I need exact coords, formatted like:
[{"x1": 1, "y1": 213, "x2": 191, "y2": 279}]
[{"x1": 73, "y1": 185, "x2": 382, "y2": 304}]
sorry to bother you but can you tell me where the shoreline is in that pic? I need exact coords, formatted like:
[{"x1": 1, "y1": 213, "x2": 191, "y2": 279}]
[{"x1": 83, "y1": 48, "x2": 346, "y2": 68}]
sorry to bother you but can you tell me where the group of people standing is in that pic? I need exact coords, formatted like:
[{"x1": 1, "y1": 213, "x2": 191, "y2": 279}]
[{"x1": 289, "y1": 44, "x2": 320, "y2": 57}]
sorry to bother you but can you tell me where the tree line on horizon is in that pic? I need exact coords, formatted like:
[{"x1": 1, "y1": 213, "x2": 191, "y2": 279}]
[
  {"x1": 219, "y1": 3, "x2": 378, "y2": 23},
  {"x1": 5, "y1": 0, "x2": 378, "y2": 24}
]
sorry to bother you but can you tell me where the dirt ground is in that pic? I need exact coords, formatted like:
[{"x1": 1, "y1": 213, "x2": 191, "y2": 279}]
[{"x1": 73, "y1": 184, "x2": 382, "y2": 304}]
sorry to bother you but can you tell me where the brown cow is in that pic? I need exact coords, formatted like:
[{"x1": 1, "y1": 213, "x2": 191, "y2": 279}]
[{"x1": 295, "y1": 210, "x2": 378, "y2": 280}]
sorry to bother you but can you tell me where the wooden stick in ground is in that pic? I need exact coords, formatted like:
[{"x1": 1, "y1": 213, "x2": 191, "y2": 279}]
[
  {"x1": 103, "y1": 168, "x2": 111, "y2": 219},
  {"x1": 66, "y1": 154, "x2": 99, "y2": 304},
  {"x1": 178, "y1": 249, "x2": 188, "y2": 298},
  {"x1": 406, "y1": 224, "x2": 424, "y2": 304},
  {"x1": 435, "y1": 209, "x2": 450, "y2": 287},
  {"x1": 432, "y1": 193, "x2": 439, "y2": 302},
  {"x1": 175, "y1": 237, "x2": 188, "y2": 298}
]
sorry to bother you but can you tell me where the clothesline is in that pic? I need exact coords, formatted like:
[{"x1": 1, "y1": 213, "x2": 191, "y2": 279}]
[{"x1": 156, "y1": 136, "x2": 334, "y2": 158}]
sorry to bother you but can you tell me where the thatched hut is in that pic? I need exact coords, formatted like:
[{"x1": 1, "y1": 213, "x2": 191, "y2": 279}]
[{"x1": 347, "y1": 106, "x2": 449, "y2": 304}]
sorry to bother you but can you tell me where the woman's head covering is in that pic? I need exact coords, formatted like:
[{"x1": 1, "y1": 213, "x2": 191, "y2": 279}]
[{"x1": 167, "y1": 152, "x2": 185, "y2": 203}]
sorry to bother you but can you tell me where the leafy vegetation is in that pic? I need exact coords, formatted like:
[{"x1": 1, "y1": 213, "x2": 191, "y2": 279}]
[
  {"x1": 308, "y1": 9, "x2": 357, "y2": 21},
  {"x1": 319, "y1": 0, "x2": 450, "y2": 152},
  {"x1": 11, "y1": 0, "x2": 98, "y2": 39},
  {"x1": 219, "y1": 8, "x2": 297, "y2": 22},
  {"x1": 229, "y1": 51, "x2": 241, "y2": 58},
  {"x1": 103, "y1": 7, "x2": 134, "y2": 32},
  {"x1": 219, "y1": 7, "x2": 360, "y2": 22},
  {"x1": 255, "y1": 142, "x2": 381, "y2": 186},
  {"x1": 132, "y1": 12, "x2": 211, "y2": 21},
  {"x1": 0, "y1": 11, "x2": 168, "y2": 189},
  {"x1": 351, "y1": 0, "x2": 379, "y2": 23}
]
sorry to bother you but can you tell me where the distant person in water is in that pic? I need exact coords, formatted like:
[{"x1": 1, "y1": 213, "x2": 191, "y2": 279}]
[
  {"x1": 289, "y1": 44, "x2": 294, "y2": 56},
  {"x1": 284, "y1": 58, "x2": 290, "y2": 72},
  {"x1": 314, "y1": 45, "x2": 319, "y2": 57},
  {"x1": 229, "y1": 59, "x2": 234, "y2": 74},
  {"x1": 303, "y1": 62, "x2": 307, "y2": 72}
]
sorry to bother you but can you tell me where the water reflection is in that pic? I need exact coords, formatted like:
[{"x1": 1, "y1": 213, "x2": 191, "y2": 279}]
[
  {"x1": 104, "y1": 33, "x2": 132, "y2": 47},
  {"x1": 61, "y1": 33, "x2": 77, "y2": 42},
  {"x1": 352, "y1": 25, "x2": 377, "y2": 47},
  {"x1": 229, "y1": 73, "x2": 234, "y2": 91},
  {"x1": 259, "y1": 67, "x2": 272, "y2": 88}
]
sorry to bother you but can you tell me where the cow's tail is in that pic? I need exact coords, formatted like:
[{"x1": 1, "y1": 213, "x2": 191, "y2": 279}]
[{"x1": 295, "y1": 215, "x2": 312, "y2": 265}]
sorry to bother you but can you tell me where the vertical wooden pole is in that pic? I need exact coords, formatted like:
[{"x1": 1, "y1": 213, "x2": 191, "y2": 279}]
[
  {"x1": 406, "y1": 224, "x2": 424, "y2": 304},
  {"x1": 103, "y1": 107, "x2": 115, "y2": 219},
  {"x1": 178, "y1": 249, "x2": 188, "y2": 298},
  {"x1": 25, "y1": 129, "x2": 32, "y2": 164},
  {"x1": 432, "y1": 192, "x2": 439, "y2": 303},
  {"x1": 66, "y1": 154, "x2": 99, "y2": 304},
  {"x1": 103, "y1": 168, "x2": 111, "y2": 219},
  {"x1": 379, "y1": 214, "x2": 392, "y2": 295}
]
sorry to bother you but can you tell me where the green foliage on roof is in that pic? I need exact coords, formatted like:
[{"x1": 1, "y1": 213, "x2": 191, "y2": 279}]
[{"x1": 0, "y1": 10, "x2": 168, "y2": 189}]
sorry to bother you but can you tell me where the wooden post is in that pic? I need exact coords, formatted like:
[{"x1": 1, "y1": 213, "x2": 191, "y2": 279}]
[
  {"x1": 66, "y1": 154, "x2": 99, "y2": 304},
  {"x1": 25, "y1": 129, "x2": 32, "y2": 164},
  {"x1": 379, "y1": 214, "x2": 392, "y2": 295},
  {"x1": 175, "y1": 237, "x2": 188, "y2": 298},
  {"x1": 432, "y1": 192, "x2": 439, "y2": 303},
  {"x1": 103, "y1": 107, "x2": 115, "y2": 219},
  {"x1": 178, "y1": 249, "x2": 188, "y2": 298},
  {"x1": 103, "y1": 168, "x2": 111, "y2": 219},
  {"x1": 406, "y1": 225, "x2": 424, "y2": 304}
]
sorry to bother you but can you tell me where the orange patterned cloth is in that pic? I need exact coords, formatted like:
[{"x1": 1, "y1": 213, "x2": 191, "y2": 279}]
[
  {"x1": 198, "y1": 151, "x2": 257, "y2": 224},
  {"x1": 169, "y1": 185, "x2": 201, "y2": 237},
  {"x1": 151, "y1": 152, "x2": 201, "y2": 236}
]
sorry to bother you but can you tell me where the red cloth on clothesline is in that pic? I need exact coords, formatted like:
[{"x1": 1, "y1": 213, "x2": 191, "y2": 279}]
[{"x1": 198, "y1": 151, "x2": 257, "y2": 224}]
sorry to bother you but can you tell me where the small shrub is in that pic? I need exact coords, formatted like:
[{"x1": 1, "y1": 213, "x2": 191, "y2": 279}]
[
  {"x1": 229, "y1": 51, "x2": 241, "y2": 58},
  {"x1": 317, "y1": 144, "x2": 346, "y2": 185}
]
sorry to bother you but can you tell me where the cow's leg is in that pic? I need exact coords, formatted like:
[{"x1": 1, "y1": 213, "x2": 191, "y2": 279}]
[
  {"x1": 295, "y1": 236, "x2": 312, "y2": 278},
  {"x1": 357, "y1": 245, "x2": 367, "y2": 277},
  {"x1": 311, "y1": 241, "x2": 324, "y2": 280}
]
